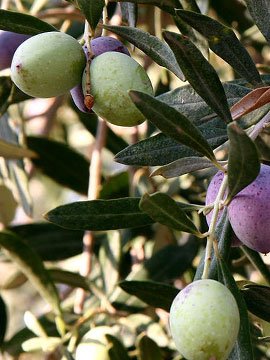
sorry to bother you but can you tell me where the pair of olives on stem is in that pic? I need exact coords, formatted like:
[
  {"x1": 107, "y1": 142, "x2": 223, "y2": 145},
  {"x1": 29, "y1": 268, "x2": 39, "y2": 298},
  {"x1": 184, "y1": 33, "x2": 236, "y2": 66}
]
[{"x1": 9, "y1": 31, "x2": 153, "y2": 127}]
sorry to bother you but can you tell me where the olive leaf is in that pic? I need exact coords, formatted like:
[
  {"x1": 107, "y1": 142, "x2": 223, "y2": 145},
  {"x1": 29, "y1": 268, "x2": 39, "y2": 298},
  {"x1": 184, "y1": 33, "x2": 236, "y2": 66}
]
[
  {"x1": 226, "y1": 123, "x2": 260, "y2": 203},
  {"x1": 245, "y1": 0, "x2": 270, "y2": 43},
  {"x1": 176, "y1": 10, "x2": 261, "y2": 86},
  {"x1": 129, "y1": 90, "x2": 218, "y2": 164},
  {"x1": 0, "y1": 10, "x2": 57, "y2": 34},
  {"x1": 163, "y1": 30, "x2": 233, "y2": 123},
  {"x1": 45, "y1": 197, "x2": 154, "y2": 231},
  {"x1": 76, "y1": 0, "x2": 104, "y2": 32},
  {"x1": 139, "y1": 192, "x2": 202, "y2": 236}
]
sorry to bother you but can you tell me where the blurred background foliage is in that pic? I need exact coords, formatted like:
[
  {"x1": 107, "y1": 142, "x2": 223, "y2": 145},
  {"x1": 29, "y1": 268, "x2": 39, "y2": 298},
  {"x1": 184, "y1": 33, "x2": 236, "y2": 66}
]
[{"x1": 0, "y1": 0, "x2": 270, "y2": 359}]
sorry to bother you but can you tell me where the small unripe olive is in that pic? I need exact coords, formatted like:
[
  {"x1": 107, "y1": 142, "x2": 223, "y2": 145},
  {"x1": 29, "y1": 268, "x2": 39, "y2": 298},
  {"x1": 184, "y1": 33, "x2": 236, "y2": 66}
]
[
  {"x1": 75, "y1": 326, "x2": 111, "y2": 360},
  {"x1": 170, "y1": 279, "x2": 240, "y2": 360},
  {"x1": 11, "y1": 31, "x2": 86, "y2": 98},
  {"x1": 82, "y1": 51, "x2": 153, "y2": 126}
]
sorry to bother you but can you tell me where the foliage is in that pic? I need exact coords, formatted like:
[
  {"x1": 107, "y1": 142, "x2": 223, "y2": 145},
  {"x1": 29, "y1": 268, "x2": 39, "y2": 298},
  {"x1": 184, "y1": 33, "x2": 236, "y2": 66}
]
[{"x1": 0, "y1": 1, "x2": 270, "y2": 359}]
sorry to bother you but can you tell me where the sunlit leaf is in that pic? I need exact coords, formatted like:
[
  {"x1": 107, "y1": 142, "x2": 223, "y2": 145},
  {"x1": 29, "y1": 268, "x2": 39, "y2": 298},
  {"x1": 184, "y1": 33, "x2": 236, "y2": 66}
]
[
  {"x1": 45, "y1": 197, "x2": 154, "y2": 231},
  {"x1": 0, "y1": 138, "x2": 36, "y2": 159},
  {"x1": 151, "y1": 157, "x2": 215, "y2": 178}
]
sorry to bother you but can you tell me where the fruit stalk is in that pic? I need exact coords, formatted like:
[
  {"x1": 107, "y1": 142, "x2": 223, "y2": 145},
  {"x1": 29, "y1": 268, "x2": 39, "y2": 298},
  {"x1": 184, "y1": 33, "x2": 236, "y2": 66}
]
[{"x1": 202, "y1": 172, "x2": 228, "y2": 279}]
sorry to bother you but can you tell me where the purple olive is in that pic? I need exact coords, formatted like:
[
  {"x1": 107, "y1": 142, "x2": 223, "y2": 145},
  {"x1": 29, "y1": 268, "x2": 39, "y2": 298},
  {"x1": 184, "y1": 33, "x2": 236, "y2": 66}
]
[
  {"x1": 205, "y1": 171, "x2": 242, "y2": 247},
  {"x1": 70, "y1": 36, "x2": 130, "y2": 113},
  {"x1": 228, "y1": 164, "x2": 270, "y2": 253},
  {"x1": 207, "y1": 165, "x2": 270, "y2": 253},
  {"x1": 85, "y1": 36, "x2": 130, "y2": 57},
  {"x1": 0, "y1": 31, "x2": 31, "y2": 70}
]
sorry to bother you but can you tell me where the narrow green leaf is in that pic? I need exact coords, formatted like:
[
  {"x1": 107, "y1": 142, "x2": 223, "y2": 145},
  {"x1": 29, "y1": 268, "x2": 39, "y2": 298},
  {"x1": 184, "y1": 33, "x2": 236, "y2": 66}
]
[
  {"x1": 226, "y1": 123, "x2": 260, "y2": 203},
  {"x1": 139, "y1": 192, "x2": 201, "y2": 236},
  {"x1": 219, "y1": 257, "x2": 254, "y2": 360},
  {"x1": 0, "y1": 10, "x2": 57, "y2": 34},
  {"x1": 110, "y1": 0, "x2": 181, "y2": 15},
  {"x1": 129, "y1": 91, "x2": 217, "y2": 163},
  {"x1": 103, "y1": 25, "x2": 184, "y2": 80},
  {"x1": 137, "y1": 334, "x2": 163, "y2": 360},
  {"x1": 176, "y1": 10, "x2": 261, "y2": 86},
  {"x1": 245, "y1": 0, "x2": 270, "y2": 43},
  {"x1": 0, "y1": 231, "x2": 61, "y2": 316},
  {"x1": 120, "y1": 3, "x2": 138, "y2": 27},
  {"x1": 27, "y1": 136, "x2": 90, "y2": 195},
  {"x1": 163, "y1": 30, "x2": 233, "y2": 123},
  {"x1": 45, "y1": 197, "x2": 154, "y2": 231},
  {"x1": 151, "y1": 156, "x2": 214, "y2": 178},
  {"x1": 9, "y1": 222, "x2": 84, "y2": 261},
  {"x1": 0, "y1": 138, "x2": 36, "y2": 159},
  {"x1": 76, "y1": 0, "x2": 104, "y2": 32},
  {"x1": 106, "y1": 334, "x2": 130, "y2": 360},
  {"x1": 119, "y1": 280, "x2": 178, "y2": 312},
  {"x1": 241, "y1": 284, "x2": 270, "y2": 322},
  {"x1": 48, "y1": 269, "x2": 89, "y2": 291},
  {"x1": 115, "y1": 132, "x2": 227, "y2": 166},
  {"x1": 0, "y1": 296, "x2": 7, "y2": 346},
  {"x1": 241, "y1": 245, "x2": 270, "y2": 285}
]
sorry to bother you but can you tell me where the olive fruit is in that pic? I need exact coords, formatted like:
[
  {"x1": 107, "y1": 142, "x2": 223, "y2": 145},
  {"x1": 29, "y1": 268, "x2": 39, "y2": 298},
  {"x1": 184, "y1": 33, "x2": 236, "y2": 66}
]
[
  {"x1": 85, "y1": 36, "x2": 130, "y2": 57},
  {"x1": 0, "y1": 31, "x2": 31, "y2": 70},
  {"x1": 11, "y1": 31, "x2": 86, "y2": 98},
  {"x1": 71, "y1": 36, "x2": 130, "y2": 113},
  {"x1": 75, "y1": 326, "x2": 112, "y2": 360},
  {"x1": 228, "y1": 164, "x2": 270, "y2": 253},
  {"x1": 206, "y1": 165, "x2": 270, "y2": 253},
  {"x1": 82, "y1": 51, "x2": 153, "y2": 126},
  {"x1": 169, "y1": 279, "x2": 240, "y2": 360}
]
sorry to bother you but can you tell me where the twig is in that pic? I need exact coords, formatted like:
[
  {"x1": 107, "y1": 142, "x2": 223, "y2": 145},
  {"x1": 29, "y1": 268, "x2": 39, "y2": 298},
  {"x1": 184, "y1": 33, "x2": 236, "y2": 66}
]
[{"x1": 202, "y1": 174, "x2": 228, "y2": 279}]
